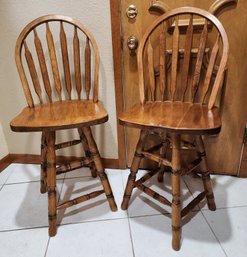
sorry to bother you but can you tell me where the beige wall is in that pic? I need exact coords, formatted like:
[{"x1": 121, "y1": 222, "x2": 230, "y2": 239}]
[
  {"x1": 0, "y1": 122, "x2": 9, "y2": 159},
  {"x1": 0, "y1": 0, "x2": 118, "y2": 159}
]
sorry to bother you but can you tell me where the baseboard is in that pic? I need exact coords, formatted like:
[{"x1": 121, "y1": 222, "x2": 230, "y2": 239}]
[
  {"x1": 0, "y1": 154, "x2": 119, "y2": 171},
  {"x1": 0, "y1": 154, "x2": 12, "y2": 172}
]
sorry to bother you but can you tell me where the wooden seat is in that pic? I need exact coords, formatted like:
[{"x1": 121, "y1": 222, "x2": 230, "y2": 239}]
[
  {"x1": 119, "y1": 7, "x2": 229, "y2": 250},
  {"x1": 10, "y1": 15, "x2": 117, "y2": 237}
]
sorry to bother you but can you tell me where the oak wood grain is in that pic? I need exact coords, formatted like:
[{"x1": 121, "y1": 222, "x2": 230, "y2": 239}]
[
  {"x1": 10, "y1": 100, "x2": 108, "y2": 132},
  {"x1": 119, "y1": 101, "x2": 221, "y2": 134}
]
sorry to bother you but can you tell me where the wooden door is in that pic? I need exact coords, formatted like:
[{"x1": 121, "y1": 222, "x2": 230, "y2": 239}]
[{"x1": 116, "y1": 0, "x2": 246, "y2": 175}]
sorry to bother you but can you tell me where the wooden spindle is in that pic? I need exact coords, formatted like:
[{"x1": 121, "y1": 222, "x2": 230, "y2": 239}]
[
  {"x1": 171, "y1": 134, "x2": 181, "y2": 251},
  {"x1": 201, "y1": 34, "x2": 220, "y2": 103},
  {"x1": 24, "y1": 41, "x2": 43, "y2": 103},
  {"x1": 46, "y1": 23, "x2": 62, "y2": 101},
  {"x1": 135, "y1": 182, "x2": 172, "y2": 206},
  {"x1": 57, "y1": 190, "x2": 104, "y2": 210},
  {"x1": 180, "y1": 15, "x2": 193, "y2": 101},
  {"x1": 170, "y1": 17, "x2": 179, "y2": 101},
  {"x1": 85, "y1": 37, "x2": 91, "y2": 100},
  {"x1": 60, "y1": 22, "x2": 72, "y2": 99},
  {"x1": 191, "y1": 20, "x2": 208, "y2": 102},
  {"x1": 147, "y1": 37, "x2": 155, "y2": 101},
  {"x1": 181, "y1": 191, "x2": 206, "y2": 217},
  {"x1": 73, "y1": 27, "x2": 82, "y2": 99},
  {"x1": 34, "y1": 29, "x2": 52, "y2": 102},
  {"x1": 159, "y1": 25, "x2": 167, "y2": 100},
  {"x1": 46, "y1": 131, "x2": 57, "y2": 236}
]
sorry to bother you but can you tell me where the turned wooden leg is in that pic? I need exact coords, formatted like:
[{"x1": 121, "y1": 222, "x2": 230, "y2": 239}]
[
  {"x1": 78, "y1": 128, "x2": 97, "y2": 178},
  {"x1": 82, "y1": 127, "x2": 117, "y2": 212},
  {"x1": 46, "y1": 131, "x2": 57, "y2": 237},
  {"x1": 196, "y1": 136, "x2": 216, "y2": 211},
  {"x1": 158, "y1": 138, "x2": 170, "y2": 183},
  {"x1": 121, "y1": 130, "x2": 147, "y2": 210},
  {"x1": 171, "y1": 133, "x2": 181, "y2": 251},
  {"x1": 40, "y1": 132, "x2": 47, "y2": 193}
]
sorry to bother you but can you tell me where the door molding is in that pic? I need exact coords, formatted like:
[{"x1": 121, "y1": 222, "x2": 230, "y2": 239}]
[
  {"x1": 110, "y1": 0, "x2": 126, "y2": 168},
  {"x1": 149, "y1": 0, "x2": 238, "y2": 16}
]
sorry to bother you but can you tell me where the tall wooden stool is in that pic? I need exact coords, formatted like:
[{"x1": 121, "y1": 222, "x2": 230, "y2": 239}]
[
  {"x1": 119, "y1": 7, "x2": 229, "y2": 250},
  {"x1": 10, "y1": 15, "x2": 117, "y2": 236}
]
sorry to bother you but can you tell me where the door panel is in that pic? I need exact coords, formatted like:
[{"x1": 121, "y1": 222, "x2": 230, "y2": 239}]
[{"x1": 120, "y1": 0, "x2": 246, "y2": 175}]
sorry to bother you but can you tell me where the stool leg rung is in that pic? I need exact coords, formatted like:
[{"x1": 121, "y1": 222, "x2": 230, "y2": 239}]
[
  {"x1": 56, "y1": 158, "x2": 92, "y2": 174},
  {"x1": 57, "y1": 190, "x2": 105, "y2": 210},
  {"x1": 181, "y1": 191, "x2": 206, "y2": 217},
  {"x1": 135, "y1": 168, "x2": 160, "y2": 185},
  {"x1": 135, "y1": 182, "x2": 172, "y2": 206}
]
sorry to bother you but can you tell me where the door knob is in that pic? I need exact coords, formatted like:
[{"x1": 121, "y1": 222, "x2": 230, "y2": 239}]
[
  {"x1": 127, "y1": 35, "x2": 139, "y2": 55},
  {"x1": 126, "y1": 5, "x2": 138, "y2": 19}
]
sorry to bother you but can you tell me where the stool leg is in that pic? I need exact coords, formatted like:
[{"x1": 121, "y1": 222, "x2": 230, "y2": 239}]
[
  {"x1": 78, "y1": 128, "x2": 97, "y2": 178},
  {"x1": 46, "y1": 131, "x2": 57, "y2": 236},
  {"x1": 82, "y1": 127, "x2": 117, "y2": 212},
  {"x1": 196, "y1": 136, "x2": 216, "y2": 211},
  {"x1": 171, "y1": 134, "x2": 181, "y2": 251},
  {"x1": 40, "y1": 132, "x2": 47, "y2": 193},
  {"x1": 158, "y1": 138, "x2": 170, "y2": 183},
  {"x1": 121, "y1": 130, "x2": 147, "y2": 210}
]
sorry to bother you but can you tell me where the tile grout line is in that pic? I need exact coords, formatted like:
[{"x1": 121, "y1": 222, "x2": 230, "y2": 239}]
[
  {"x1": 121, "y1": 170, "x2": 136, "y2": 257},
  {"x1": 200, "y1": 209, "x2": 229, "y2": 257},
  {"x1": 183, "y1": 174, "x2": 228, "y2": 256},
  {"x1": 44, "y1": 237, "x2": 51, "y2": 257},
  {"x1": 127, "y1": 216, "x2": 136, "y2": 257}
]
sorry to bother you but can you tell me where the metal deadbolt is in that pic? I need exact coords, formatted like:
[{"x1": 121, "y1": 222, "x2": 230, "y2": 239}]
[{"x1": 126, "y1": 5, "x2": 138, "y2": 19}]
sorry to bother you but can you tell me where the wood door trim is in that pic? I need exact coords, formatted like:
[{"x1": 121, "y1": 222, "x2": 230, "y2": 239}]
[{"x1": 110, "y1": 0, "x2": 126, "y2": 168}]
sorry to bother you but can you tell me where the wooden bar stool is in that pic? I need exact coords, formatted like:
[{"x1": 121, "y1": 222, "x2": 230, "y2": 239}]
[
  {"x1": 119, "y1": 7, "x2": 229, "y2": 250},
  {"x1": 10, "y1": 15, "x2": 117, "y2": 236}
]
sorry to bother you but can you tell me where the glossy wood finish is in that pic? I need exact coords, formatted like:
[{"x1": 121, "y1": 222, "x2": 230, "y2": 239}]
[
  {"x1": 119, "y1": 101, "x2": 221, "y2": 135},
  {"x1": 10, "y1": 15, "x2": 117, "y2": 237},
  {"x1": 120, "y1": 7, "x2": 228, "y2": 250},
  {"x1": 10, "y1": 100, "x2": 108, "y2": 132},
  {"x1": 119, "y1": 0, "x2": 244, "y2": 175},
  {"x1": 110, "y1": 0, "x2": 127, "y2": 168}
]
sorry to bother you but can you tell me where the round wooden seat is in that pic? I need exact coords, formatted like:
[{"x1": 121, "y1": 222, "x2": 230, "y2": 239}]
[
  {"x1": 119, "y1": 101, "x2": 221, "y2": 135},
  {"x1": 10, "y1": 100, "x2": 108, "y2": 132}
]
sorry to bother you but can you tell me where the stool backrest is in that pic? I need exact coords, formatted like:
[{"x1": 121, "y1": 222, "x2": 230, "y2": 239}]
[
  {"x1": 15, "y1": 15, "x2": 100, "y2": 107},
  {"x1": 137, "y1": 7, "x2": 229, "y2": 109}
]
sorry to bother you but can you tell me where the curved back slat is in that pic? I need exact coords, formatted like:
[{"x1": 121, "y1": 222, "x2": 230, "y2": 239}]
[
  {"x1": 147, "y1": 37, "x2": 155, "y2": 101},
  {"x1": 15, "y1": 15, "x2": 100, "y2": 107},
  {"x1": 24, "y1": 41, "x2": 43, "y2": 104},
  {"x1": 191, "y1": 20, "x2": 208, "y2": 102},
  {"x1": 60, "y1": 22, "x2": 72, "y2": 100},
  {"x1": 34, "y1": 28, "x2": 53, "y2": 102},
  {"x1": 137, "y1": 7, "x2": 229, "y2": 109},
  {"x1": 159, "y1": 27, "x2": 167, "y2": 100},
  {"x1": 180, "y1": 15, "x2": 193, "y2": 101},
  {"x1": 170, "y1": 17, "x2": 179, "y2": 101},
  {"x1": 85, "y1": 37, "x2": 91, "y2": 100},
  {"x1": 46, "y1": 23, "x2": 62, "y2": 101},
  {"x1": 73, "y1": 27, "x2": 82, "y2": 100}
]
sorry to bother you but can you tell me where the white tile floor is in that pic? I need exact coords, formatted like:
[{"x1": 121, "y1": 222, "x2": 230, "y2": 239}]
[{"x1": 0, "y1": 164, "x2": 247, "y2": 257}]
